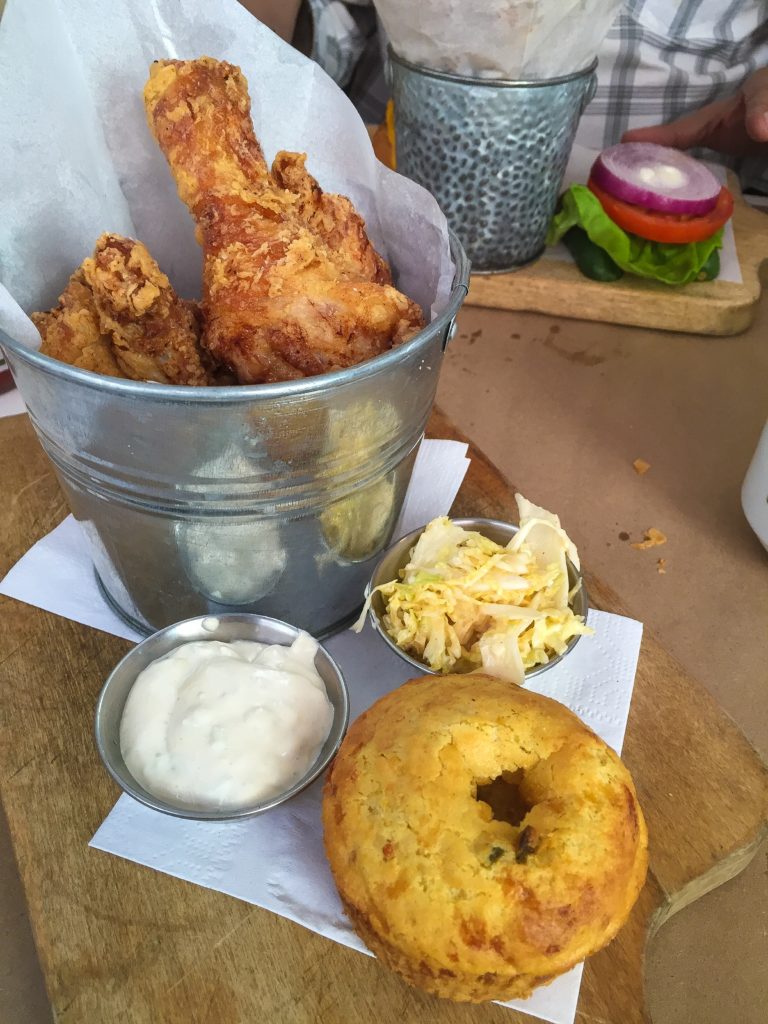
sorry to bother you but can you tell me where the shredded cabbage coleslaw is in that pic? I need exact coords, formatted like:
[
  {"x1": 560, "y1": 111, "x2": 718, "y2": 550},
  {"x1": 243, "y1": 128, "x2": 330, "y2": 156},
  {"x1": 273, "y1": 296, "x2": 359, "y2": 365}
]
[{"x1": 354, "y1": 494, "x2": 592, "y2": 684}]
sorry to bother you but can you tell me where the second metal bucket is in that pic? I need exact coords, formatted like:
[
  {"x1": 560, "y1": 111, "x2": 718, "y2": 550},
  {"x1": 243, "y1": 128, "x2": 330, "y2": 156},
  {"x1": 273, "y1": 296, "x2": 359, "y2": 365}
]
[
  {"x1": 1, "y1": 233, "x2": 469, "y2": 639},
  {"x1": 390, "y1": 52, "x2": 597, "y2": 272}
]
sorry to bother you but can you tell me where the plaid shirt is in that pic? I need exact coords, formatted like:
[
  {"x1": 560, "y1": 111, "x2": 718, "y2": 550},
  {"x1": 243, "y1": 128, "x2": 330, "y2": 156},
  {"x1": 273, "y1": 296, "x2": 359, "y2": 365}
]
[
  {"x1": 580, "y1": 0, "x2": 768, "y2": 188},
  {"x1": 308, "y1": 0, "x2": 768, "y2": 187}
]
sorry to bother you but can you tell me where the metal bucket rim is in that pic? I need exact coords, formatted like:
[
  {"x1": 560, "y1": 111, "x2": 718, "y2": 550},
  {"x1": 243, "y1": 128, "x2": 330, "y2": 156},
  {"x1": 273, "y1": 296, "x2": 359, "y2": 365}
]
[
  {"x1": 0, "y1": 230, "x2": 469, "y2": 405},
  {"x1": 388, "y1": 48, "x2": 598, "y2": 90}
]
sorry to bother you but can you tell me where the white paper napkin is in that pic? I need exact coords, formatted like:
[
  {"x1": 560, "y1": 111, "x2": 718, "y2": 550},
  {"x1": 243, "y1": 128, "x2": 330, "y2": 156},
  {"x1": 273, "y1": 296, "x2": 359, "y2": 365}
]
[
  {"x1": 89, "y1": 605, "x2": 641, "y2": 1024},
  {"x1": 0, "y1": 439, "x2": 642, "y2": 1024},
  {"x1": 0, "y1": 387, "x2": 26, "y2": 419}
]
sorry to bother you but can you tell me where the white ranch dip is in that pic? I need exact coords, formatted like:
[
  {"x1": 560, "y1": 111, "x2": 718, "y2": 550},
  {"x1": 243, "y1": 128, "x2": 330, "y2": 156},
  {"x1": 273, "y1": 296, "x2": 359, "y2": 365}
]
[{"x1": 119, "y1": 633, "x2": 333, "y2": 811}]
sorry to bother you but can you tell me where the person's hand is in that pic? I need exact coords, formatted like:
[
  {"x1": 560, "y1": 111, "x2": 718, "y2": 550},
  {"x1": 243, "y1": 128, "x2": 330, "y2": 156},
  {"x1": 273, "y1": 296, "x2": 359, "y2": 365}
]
[{"x1": 622, "y1": 68, "x2": 768, "y2": 157}]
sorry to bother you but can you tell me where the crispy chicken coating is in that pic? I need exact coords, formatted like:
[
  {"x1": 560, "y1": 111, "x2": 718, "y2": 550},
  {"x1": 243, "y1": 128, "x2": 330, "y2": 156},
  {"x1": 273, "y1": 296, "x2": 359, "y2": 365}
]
[
  {"x1": 33, "y1": 235, "x2": 212, "y2": 385},
  {"x1": 82, "y1": 234, "x2": 212, "y2": 385},
  {"x1": 143, "y1": 57, "x2": 424, "y2": 385},
  {"x1": 32, "y1": 269, "x2": 126, "y2": 378},
  {"x1": 270, "y1": 151, "x2": 391, "y2": 285}
]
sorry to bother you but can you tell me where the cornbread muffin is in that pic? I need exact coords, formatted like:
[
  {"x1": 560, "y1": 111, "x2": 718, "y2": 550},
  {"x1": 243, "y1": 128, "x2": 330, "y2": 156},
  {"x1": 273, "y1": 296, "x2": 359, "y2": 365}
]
[{"x1": 322, "y1": 675, "x2": 648, "y2": 1002}]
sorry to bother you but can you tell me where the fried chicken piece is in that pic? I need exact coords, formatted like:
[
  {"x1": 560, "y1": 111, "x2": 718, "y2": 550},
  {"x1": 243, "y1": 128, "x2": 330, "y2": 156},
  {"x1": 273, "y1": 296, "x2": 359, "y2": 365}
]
[
  {"x1": 143, "y1": 57, "x2": 424, "y2": 385},
  {"x1": 82, "y1": 234, "x2": 213, "y2": 385},
  {"x1": 33, "y1": 236, "x2": 214, "y2": 385},
  {"x1": 32, "y1": 269, "x2": 126, "y2": 378},
  {"x1": 270, "y1": 151, "x2": 391, "y2": 285}
]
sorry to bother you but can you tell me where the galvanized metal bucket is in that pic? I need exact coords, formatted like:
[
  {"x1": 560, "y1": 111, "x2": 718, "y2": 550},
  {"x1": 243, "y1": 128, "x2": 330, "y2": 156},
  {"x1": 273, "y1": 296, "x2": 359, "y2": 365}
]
[
  {"x1": 390, "y1": 52, "x2": 597, "y2": 272},
  {"x1": 1, "y1": 232, "x2": 469, "y2": 638}
]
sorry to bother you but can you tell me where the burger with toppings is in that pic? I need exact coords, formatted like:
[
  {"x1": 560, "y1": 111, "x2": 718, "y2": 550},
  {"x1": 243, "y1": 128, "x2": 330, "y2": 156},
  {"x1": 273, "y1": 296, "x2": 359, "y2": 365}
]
[{"x1": 548, "y1": 142, "x2": 734, "y2": 285}]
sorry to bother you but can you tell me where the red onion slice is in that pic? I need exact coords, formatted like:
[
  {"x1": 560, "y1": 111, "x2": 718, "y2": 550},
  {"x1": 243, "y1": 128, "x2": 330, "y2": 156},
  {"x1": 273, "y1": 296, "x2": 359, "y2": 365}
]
[{"x1": 590, "y1": 143, "x2": 721, "y2": 216}]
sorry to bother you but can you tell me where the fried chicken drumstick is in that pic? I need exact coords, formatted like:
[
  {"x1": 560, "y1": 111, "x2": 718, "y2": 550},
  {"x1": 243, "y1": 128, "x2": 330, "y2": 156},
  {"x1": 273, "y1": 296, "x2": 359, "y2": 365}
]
[
  {"x1": 33, "y1": 234, "x2": 212, "y2": 385},
  {"x1": 143, "y1": 57, "x2": 424, "y2": 384},
  {"x1": 32, "y1": 268, "x2": 126, "y2": 379},
  {"x1": 83, "y1": 234, "x2": 212, "y2": 385}
]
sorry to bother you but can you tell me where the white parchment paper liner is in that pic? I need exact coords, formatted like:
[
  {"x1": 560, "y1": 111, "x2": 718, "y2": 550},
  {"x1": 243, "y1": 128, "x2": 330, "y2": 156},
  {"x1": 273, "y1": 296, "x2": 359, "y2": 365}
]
[{"x1": 0, "y1": 0, "x2": 454, "y2": 347}]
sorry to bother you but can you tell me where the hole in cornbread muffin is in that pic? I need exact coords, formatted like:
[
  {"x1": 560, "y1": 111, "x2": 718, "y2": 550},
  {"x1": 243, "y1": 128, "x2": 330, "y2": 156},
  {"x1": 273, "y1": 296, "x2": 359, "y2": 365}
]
[
  {"x1": 476, "y1": 770, "x2": 542, "y2": 864},
  {"x1": 475, "y1": 769, "x2": 531, "y2": 828}
]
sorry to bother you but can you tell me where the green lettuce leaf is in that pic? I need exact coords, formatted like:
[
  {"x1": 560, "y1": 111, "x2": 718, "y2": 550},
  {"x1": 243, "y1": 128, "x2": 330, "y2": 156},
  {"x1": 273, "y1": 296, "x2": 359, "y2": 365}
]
[{"x1": 547, "y1": 184, "x2": 724, "y2": 286}]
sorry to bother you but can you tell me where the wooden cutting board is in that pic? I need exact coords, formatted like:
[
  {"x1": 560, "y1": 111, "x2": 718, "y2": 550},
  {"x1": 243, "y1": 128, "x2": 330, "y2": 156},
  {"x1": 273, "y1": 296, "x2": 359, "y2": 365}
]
[
  {"x1": 1, "y1": 408, "x2": 767, "y2": 1024},
  {"x1": 369, "y1": 125, "x2": 767, "y2": 337},
  {"x1": 466, "y1": 182, "x2": 767, "y2": 336}
]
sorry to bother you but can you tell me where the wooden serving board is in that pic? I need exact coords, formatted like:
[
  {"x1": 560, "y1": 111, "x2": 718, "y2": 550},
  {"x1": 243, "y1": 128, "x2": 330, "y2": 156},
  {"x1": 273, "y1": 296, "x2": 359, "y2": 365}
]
[
  {"x1": 1, "y1": 408, "x2": 767, "y2": 1024},
  {"x1": 467, "y1": 180, "x2": 767, "y2": 337},
  {"x1": 368, "y1": 126, "x2": 766, "y2": 337}
]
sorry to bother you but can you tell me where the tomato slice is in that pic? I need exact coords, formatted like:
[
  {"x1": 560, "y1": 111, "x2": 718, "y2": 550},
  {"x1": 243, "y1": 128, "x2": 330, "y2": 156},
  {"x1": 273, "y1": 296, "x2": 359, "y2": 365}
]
[{"x1": 587, "y1": 178, "x2": 734, "y2": 244}]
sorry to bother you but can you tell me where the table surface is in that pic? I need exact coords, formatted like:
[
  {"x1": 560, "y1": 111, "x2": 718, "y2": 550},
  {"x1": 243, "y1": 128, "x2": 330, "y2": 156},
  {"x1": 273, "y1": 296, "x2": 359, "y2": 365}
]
[
  {"x1": 1, "y1": 402, "x2": 766, "y2": 1024},
  {"x1": 436, "y1": 298, "x2": 768, "y2": 1024}
]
